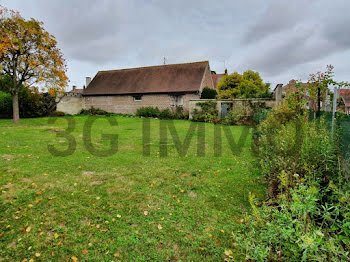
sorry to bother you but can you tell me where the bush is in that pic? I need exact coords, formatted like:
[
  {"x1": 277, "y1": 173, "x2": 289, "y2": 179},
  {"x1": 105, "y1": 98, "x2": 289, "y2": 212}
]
[
  {"x1": 79, "y1": 107, "x2": 111, "y2": 116},
  {"x1": 192, "y1": 101, "x2": 218, "y2": 122},
  {"x1": 235, "y1": 178, "x2": 350, "y2": 261},
  {"x1": 136, "y1": 106, "x2": 189, "y2": 119},
  {"x1": 0, "y1": 88, "x2": 57, "y2": 118},
  {"x1": 0, "y1": 91, "x2": 12, "y2": 118},
  {"x1": 136, "y1": 106, "x2": 160, "y2": 118},
  {"x1": 233, "y1": 73, "x2": 350, "y2": 261},
  {"x1": 252, "y1": 108, "x2": 271, "y2": 126},
  {"x1": 200, "y1": 87, "x2": 217, "y2": 99},
  {"x1": 159, "y1": 108, "x2": 173, "y2": 119},
  {"x1": 222, "y1": 111, "x2": 242, "y2": 125},
  {"x1": 172, "y1": 106, "x2": 189, "y2": 120},
  {"x1": 52, "y1": 111, "x2": 66, "y2": 117}
]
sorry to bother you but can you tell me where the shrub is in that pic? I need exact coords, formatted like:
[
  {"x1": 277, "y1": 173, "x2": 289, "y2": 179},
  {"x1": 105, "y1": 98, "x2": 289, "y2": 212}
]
[
  {"x1": 136, "y1": 106, "x2": 160, "y2": 118},
  {"x1": 172, "y1": 106, "x2": 189, "y2": 120},
  {"x1": 0, "y1": 91, "x2": 12, "y2": 118},
  {"x1": 159, "y1": 108, "x2": 173, "y2": 119},
  {"x1": 252, "y1": 108, "x2": 271, "y2": 126},
  {"x1": 0, "y1": 88, "x2": 57, "y2": 118},
  {"x1": 222, "y1": 111, "x2": 242, "y2": 125},
  {"x1": 235, "y1": 178, "x2": 350, "y2": 261},
  {"x1": 200, "y1": 87, "x2": 217, "y2": 99},
  {"x1": 80, "y1": 107, "x2": 111, "y2": 116},
  {"x1": 52, "y1": 111, "x2": 65, "y2": 117},
  {"x1": 192, "y1": 101, "x2": 218, "y2": 122},
  {"x1": 137, "y1": 106, "x2": 189, "y2": 119}
]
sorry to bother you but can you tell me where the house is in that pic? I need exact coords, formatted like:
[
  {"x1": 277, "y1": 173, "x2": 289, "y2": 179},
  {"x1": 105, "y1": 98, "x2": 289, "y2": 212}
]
[
  {"x1": 211, "y1": 69, "x2": 227, "y2": 89},
  {"x1": 57, "y1": 61, "x2": 215, "y2": 115},
  {"x1": 340, "y1": 89, "x2": 350, "y2": 114}
]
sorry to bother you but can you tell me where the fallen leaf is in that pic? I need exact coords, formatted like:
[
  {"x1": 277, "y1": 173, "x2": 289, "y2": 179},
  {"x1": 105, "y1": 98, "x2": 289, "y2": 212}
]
[
  {"x1": 71, "y1": 256, "x2": 78, "y2": 262},
  {"x1": 157, "y1": 224, "x2": 163, "y2": 230},
  {"x1": 82, "y1": 249, "x2": 88, "y2": 255},
  {"x1": 54, "y1": 233, "x2": 59, "y2": 239},
  {"x1": 25, "y1": 226, "x2": 31, "y2": 232},
  {"x1": 96, "y1": 224, "x2": 100, "y2": 229},
  {"x1": 143, "y1": 211, "x2": 148, "y2": 216},
  {"x1": 35, "y1": 252, "x2": 40, "y2": 257},
  {"x1": 224, "y1": 249, "x2": 233, "y2": 256},
  {"x1": 116, "y1": 214, "x2": 121, "y2": 218}
]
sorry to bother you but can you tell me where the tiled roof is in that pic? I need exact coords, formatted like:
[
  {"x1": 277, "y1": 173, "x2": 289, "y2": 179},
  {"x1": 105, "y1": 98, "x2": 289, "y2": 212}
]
[
  {"x1": 69, "y1": 89, "x2": 83, "y2": 94},
  {"x1": 211, "y1": 74, "x2": 225, "y2": 89},
  {"x1": 83, "y1": 61, "x2": 209, "y2": 95}
]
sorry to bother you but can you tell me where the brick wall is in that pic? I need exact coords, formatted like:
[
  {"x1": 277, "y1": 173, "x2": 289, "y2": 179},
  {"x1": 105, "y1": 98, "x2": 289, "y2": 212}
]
[{"x1": 84, "y1": 93, "x2": 200, "y2": 114}]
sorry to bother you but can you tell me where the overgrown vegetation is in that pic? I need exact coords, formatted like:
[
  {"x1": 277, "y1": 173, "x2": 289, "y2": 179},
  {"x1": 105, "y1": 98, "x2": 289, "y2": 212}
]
[
  {"x1": 233, "y1": 66, "x2": 350, "y2": 261},
  {"x1": 192, "y1": 101, "x2": 218, "y2": 122}
]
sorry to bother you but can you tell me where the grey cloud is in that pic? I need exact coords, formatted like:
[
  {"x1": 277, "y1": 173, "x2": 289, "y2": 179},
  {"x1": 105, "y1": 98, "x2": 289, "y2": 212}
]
[
  {"x1": 1, "y1": 0, "x2": 350, "y2": 88},
  {"x1": 243, "y1": 0, "x2": 311, "y2": 44}
]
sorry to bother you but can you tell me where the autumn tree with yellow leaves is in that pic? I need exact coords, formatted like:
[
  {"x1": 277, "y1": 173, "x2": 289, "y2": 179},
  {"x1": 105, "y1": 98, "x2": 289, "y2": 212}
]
[{"x1": 0, "y1": 6, "x2": 68, "y2": 123}]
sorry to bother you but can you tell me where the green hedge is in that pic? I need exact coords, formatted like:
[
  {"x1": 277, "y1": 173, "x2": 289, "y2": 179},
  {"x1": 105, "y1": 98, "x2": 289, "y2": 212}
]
[
  {"x1": 0, "y1": 88, "x2": 56, "y2": 119},
  {"x1": 0, "y1": 91, "x2": 12, "y2": 118},
  {"x1": 136, "y1": 106, "x2": 189, "y2": 119}
]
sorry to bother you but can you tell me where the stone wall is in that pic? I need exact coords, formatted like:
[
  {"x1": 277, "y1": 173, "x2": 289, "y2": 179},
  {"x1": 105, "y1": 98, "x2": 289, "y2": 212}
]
[
  {"x1": 189, "y1": 98, "x2": 277, "y2": 119},
  {"x1": 56, "y1": 93, "x2": 84, "y2": 115},
  {"x1": 84, "y1": 93, "x2": 200, "y2": 114}
]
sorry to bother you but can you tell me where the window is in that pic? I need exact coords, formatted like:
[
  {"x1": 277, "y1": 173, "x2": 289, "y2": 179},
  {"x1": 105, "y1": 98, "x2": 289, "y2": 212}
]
[
  {"x1": 171, "y1": 95, "x2": 183, "y2": 106},
  {"x1": 133, "y1": 95, "x2": 142, "y2": 101}
]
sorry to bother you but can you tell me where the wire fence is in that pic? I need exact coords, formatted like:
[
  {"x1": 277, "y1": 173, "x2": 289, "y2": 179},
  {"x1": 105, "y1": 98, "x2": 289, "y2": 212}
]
[{"x1": 309, "y1": 111, "x2": 350, "y2": 173}]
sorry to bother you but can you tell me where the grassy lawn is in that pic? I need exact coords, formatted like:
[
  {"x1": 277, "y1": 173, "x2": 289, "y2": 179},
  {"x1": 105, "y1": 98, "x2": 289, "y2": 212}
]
[{"x1": 0, "y1": 116, "x2": 265, "y2": 261}]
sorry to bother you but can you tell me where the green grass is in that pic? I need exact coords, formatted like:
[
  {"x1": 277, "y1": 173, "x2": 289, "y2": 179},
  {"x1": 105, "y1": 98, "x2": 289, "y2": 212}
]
[{"x1": 0, "y1": 116, "x2": 265, "y2": 261}]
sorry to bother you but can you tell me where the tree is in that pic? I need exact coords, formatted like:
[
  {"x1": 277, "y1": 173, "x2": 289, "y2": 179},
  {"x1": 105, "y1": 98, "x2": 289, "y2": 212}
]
[
  {"x1": 217, "y1": 70, "x2": 271, "y2": 99},
  {"x1": 200, "y1": 86, "x2": 217, "y2": 99},
  {"x1": 0, "y1": 6, "x2": 68, "y2": 123}
]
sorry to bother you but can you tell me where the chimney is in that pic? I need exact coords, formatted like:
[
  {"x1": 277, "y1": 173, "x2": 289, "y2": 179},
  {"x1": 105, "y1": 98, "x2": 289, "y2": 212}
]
[
  {"x1": 72, "y1": 85, "x2": 76, "y2": 91},
  {"x1": 86, "y1": 77, "x2": 92, "y2": 87},
  {"x1": 224, "y1": 68, "x2": 228, "y2": 75}
]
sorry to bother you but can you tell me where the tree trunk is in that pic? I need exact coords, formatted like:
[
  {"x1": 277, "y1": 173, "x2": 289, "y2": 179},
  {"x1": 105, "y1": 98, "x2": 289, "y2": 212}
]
[{"x1": 12, "y1": 92, "x2": 20, "y2": 123}]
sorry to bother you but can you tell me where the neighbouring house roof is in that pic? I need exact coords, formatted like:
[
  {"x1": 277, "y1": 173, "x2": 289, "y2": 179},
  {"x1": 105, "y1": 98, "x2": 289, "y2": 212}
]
[
  {"x1": 69, "y1": 88, "x2": 83, "y2": 94},
  {"x1": 340, "y1": 89, "x2": 350, "y2": 107},
  {"x1": 83, "y1": 61, "x2": 209, "y2": 96},
  {"x1": 211, "y1": 74, "x2": 225, "y2": 89}
]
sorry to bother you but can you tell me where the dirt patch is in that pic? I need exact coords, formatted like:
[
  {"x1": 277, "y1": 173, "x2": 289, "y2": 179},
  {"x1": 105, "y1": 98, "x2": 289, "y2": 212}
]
[
  {"x1": 47, "y1": 129, "x2": 65, "y2": 133},
  {"x1": 82, "y1": 171, "x2": 95, "y2": 176},
  {"x1": 188, "y1": 191, "x2": 197, "y2": 198},
  {"x1": 90, "y1": 181, "x2": 103, "y2": 186},
  {"x1": 1, "y1": 154, "x2": 15, "y2": 161}
]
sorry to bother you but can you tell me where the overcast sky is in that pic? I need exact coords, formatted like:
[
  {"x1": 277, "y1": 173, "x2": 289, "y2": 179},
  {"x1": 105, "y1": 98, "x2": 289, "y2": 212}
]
[{"x1": 1, "y1": 0, "x2": 349, "y2": 90}]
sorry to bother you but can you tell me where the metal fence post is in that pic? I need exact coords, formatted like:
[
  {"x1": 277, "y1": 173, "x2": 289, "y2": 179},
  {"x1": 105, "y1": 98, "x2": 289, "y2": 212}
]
[{"x1": 331, "y1": 85, "x2": 337, "y2": 134}]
